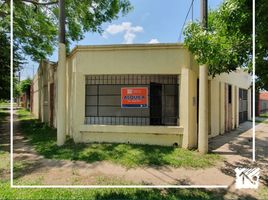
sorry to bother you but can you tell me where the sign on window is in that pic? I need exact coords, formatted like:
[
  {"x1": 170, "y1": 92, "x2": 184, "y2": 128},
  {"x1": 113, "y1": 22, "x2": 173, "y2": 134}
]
[{"x1": 121, "y1": 87, "x2": 148, "y2": 108}]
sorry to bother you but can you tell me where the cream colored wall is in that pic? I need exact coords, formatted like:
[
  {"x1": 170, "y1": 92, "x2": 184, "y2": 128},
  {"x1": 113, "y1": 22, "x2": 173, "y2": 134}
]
[
  {"x1": 210, "y1": 79, "x2": 220, "y2": 137},
  {"x1": 71, "y1": 44, "x2": 190, "y2": 75},
  {"x1": 31, "y1": 60, "x2": 56, "y2": 126},
  {"x1": 180, "y1": 68, "x2": 198, "y2": 148},
  {"x1": 209, "y1": 70, "x2": 252, "y2": 138},
  {"x1": 67, "y1": 44, "x2": 191, "y2": 146},
  {"x1": 66, "y1": 44, "x2": 252, "y2": 146},
  {"x1": 32, "y1": 73, "x2": 39, "y2": 118},
  {"x1": 212, "y1": 70, "x2": 252, "y2": 89},
  {"x1": 80, "y1": 125, "x2": 183, "y2": 146}
]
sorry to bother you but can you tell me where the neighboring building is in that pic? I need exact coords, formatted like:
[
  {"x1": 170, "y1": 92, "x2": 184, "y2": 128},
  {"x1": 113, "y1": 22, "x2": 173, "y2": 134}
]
[
  {"x1": 20, "y1": 87, "x2": 31, "y2": 110},
  {"x1": 258, "y1": 91, "x2": 268, "y2": 114},
  {"x1": 31, "y1": 61, "x2": 57, "y2": 127},
  {"x1": 31, "y1": 43, "x2": 252, "y2": 148}
]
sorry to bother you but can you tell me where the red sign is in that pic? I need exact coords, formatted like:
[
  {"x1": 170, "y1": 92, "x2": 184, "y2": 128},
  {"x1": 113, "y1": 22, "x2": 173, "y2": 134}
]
[{"x1": 121, "y1": 87, "x2": 148, "y2": 108}]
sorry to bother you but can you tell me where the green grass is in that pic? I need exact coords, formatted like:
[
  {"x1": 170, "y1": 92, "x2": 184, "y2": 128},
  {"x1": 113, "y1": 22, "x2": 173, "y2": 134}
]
[
  {"x1": 0, "y1": 110, "x2": 9, "y2": 124},
  {"x1": 0, "y1": 101, "x2": 16, "y2": 107},
  {"x1": 17, "y1": 109, "x2": 221, "y2": 169},
  {"x1": 0, "y1": 181, "x2": 228, "y2": 200},
  {"x1": 260, "y1": 112, "x2": 268, "y2": 118},
  {"x1": 0, "y1": 108, "x2": 10, "y2": 182},
  {"x1": 259, "y1": 186, "x2": 268, "y2": 200},
  {"x1": 0, "y1": 108, "x2": 259, "y2": 200}
]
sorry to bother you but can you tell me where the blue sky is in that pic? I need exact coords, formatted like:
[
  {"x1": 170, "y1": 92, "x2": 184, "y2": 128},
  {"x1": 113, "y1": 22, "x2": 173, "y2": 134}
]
[{"x1": 21, "y1": 0, "x2": 223, "y2": 80}]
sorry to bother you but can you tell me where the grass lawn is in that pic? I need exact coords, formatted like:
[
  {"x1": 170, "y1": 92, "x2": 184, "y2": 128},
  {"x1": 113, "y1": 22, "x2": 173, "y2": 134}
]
[
  {"x1": 0, "y1": 182, "x2": 227, "y2": 200},
  {"x1": 260, "y1": 112, "x2": 268, "y2": 118},
  {"x1": 259, "y1": 186, "x2": 268, "y2": 200},
  {"x1": 0, "y1": 110, "x2": 9, "y2": 124},
  {"x1": 17, "y1": 109, "x2": 222, "y2": 169},
  {"x1": 0, "y1": 108, "x2": 262, "y2": 199},
  {"x1": 0, "y1": 106, "x2": 225, "y2": 200}
]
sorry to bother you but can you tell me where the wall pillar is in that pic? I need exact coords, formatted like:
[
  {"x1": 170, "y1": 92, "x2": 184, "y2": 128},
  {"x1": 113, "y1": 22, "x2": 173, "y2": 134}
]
[
  {"x1": 248, "y1": 88, "x2": 252, "y2": 120},
  {"x1": 181, "y1": 68, "x2": 197, "y2": 149},
  {"x1": 72, "y1": 72, "x2": 85, "y2": 143},
  {"x1": 198, "y1": 64, "x2": 208, "y2": 154},
  {"x1": 235, "y1": 86, "x2": 239, "y2": 128},
  {"x1": 57, "y1": 43, "x2": 66, "y2": 146}
]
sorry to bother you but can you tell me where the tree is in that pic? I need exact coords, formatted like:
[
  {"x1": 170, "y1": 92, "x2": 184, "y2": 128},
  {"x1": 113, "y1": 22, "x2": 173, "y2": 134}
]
[
  {"x1": 0, "y1": 30, "x2": 22, "y2": 100},
  {"x1": 184, "y1": 0, "x2": 267, "y2": 90},
  {"x1": 19, "y1": 78, "x2": 32, "y2": 94},
  {"x1": 0, "y1": 0, "x2": 132, "y2": 62},
  {"x1": 184, "y1": 0, "x2": 252, "y2": 77}
]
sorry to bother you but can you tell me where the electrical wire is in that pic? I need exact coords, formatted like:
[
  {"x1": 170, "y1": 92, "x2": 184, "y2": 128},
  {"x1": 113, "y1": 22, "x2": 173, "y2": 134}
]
[{"x1": 178, "y1": 0, "x2": 195, "y2": 42}]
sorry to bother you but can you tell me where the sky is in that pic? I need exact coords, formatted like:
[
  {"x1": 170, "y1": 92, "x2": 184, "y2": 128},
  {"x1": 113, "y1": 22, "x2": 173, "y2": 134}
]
[{"x1": 20, "y1": 0, "x2": 223, "y2": 80}]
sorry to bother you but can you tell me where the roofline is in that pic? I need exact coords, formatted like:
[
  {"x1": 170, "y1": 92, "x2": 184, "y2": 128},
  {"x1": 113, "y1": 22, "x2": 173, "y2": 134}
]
[{"x1": 68, "y1": 43, "x2": 186, "y2": 58}]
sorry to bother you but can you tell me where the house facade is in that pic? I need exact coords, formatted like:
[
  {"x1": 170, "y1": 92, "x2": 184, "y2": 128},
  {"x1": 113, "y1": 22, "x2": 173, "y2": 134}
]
[{"x1": 31, "y1": 43, "x2": 252, "y2": 148}]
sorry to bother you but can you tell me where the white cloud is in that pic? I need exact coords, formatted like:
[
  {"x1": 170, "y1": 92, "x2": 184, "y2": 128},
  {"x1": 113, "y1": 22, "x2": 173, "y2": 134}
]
[
  {"x1": 103, "y1": 22, "x2": 143, "y2": 44},
  {"x1": 148, "y1": 39, "x2": 159, "y2": 44}
]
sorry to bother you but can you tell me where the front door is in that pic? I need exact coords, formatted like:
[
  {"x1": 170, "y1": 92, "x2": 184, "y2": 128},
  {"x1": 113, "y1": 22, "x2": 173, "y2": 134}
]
[{"x1": 150, "y1": 83, "x2": 162, "y2": 125}]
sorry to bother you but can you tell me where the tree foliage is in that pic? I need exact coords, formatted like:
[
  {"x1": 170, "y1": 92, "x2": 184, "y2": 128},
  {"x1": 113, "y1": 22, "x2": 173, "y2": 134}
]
[
  {"x1": 20, "y1": 78, "x2": 32, "y2": 93},
  {"x1": 0, "y1": 0, "x2": 132, "y2": 100},
  {"x1": 1, "y1": 0, "x2": 132, "y2": 62},
  {"x1": 0, "y1": 30, "x2": 22, "y2": 100},
  {"x1": 184, "y1": 0, "x2": 267, "y2": 90},
  {"x1": 184, "y1": 0, "x2": 252, "y2": 77}
]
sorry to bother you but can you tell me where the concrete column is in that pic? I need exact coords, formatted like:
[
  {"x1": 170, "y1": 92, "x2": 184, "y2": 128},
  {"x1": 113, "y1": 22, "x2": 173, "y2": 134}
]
[
  {"x1": 248, "y1": 88, "x2": 252, "y2": 120},
  {"x1": 72, "y1": 72, "x2": 85, "y2": 143},
  {"x1": 57, "y1": 43, "x2": 66, "y2": 146},
  {"x1": 198, "y1": 64, "x2": 208, "y2": 154},
  {"x1": 181, "y1": 68, "x2": 197, "y2": 149},
  {"x1": 232, "y1": 85, "x2": 236, "y2": 129},
  {"x1": 236, "y1": 86, "x2": 239, "y2": 127}
]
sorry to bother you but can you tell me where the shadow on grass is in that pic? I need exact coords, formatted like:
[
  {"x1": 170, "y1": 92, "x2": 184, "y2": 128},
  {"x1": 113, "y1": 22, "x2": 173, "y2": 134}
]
[
  {"x1": 0, "y1": 111, "x2": 9, "y2": 124},
  {"x1": 18, "y1": 116, "x2": 221, "y2": 169},
  {"x1": 0, "y1": 181, "x2": 259, "y2": 200}
]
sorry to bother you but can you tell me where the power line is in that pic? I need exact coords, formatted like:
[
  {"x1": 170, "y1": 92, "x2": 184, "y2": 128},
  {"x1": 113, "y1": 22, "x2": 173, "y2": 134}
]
[{"x1": 178, "y1": 0, "x2": 195, "y2": 42}]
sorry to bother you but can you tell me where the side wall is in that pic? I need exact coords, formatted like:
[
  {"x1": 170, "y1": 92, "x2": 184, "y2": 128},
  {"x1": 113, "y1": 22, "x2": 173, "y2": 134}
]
[
  {"x1": 31, "y1": 61, "x2": 56, "y2": 126},
  {"x1": 209, "y1": 70, "x2": 252, "y2": 138}
]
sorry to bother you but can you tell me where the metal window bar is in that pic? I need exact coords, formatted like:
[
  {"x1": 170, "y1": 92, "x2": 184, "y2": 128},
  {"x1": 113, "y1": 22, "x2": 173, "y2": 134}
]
[{"x1": 85, "y1": 75, "x2": 179, "y2": 126}]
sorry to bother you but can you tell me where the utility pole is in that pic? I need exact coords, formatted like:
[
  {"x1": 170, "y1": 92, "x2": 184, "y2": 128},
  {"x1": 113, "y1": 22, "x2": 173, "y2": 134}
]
[
  {"x1": 32, "y1": 65, "x2": 35, "y2": 79},
  {"x1": 198, "y1": 0, "x2": 208, "y2": 154},
  {"x1": 57, "y1": 0, "x2": 66, "y2": 146}
]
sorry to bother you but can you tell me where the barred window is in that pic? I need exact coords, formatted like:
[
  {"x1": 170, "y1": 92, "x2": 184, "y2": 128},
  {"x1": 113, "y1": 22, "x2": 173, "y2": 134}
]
[
  {"x1": 239, "y1": 88, "x2": 248, "y2": 123},
  {"x1": 85, "y1": 75, "x2": 179, "y2": 126}
]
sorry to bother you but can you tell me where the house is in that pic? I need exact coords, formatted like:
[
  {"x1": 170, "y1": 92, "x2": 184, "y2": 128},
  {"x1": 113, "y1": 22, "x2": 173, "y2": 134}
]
[
  {"x1": 258, "y1": 91, "x2": 268, "y2": 114},
  {"x1": 31, "y1": 43, "x2": 252, "y2": 148}
]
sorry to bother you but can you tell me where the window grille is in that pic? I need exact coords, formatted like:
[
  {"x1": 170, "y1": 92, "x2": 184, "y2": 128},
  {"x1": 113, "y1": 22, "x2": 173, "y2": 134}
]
[
  {"x1": 85, "y1": 75, "x2": 179, "y2": 126},
  {"x1": 239, "y1": 88, "x2": 248, "y2": 123}
]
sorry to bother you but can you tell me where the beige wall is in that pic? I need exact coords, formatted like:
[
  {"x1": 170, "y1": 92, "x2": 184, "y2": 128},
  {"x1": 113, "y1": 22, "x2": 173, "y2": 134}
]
[
  {"x1": 32, "y1": 73, "x2": 39, "y2": 118},
  {"x1": 31, "y1": 60, "x2": 56, "y2": 126},
  {"x1": 180, "y1": 68, "x2": 198, "y2": 148},
  {"x1": 80, "y1": 125, "x2": 183, "y2": 146},
  {"x1": 32, "y1": 43, "x2": 252, "y2": 147},
  {"x1": 67, "y1": 44, "x2": 191, "y2": 146},
  {"x1": 209, "y1": 70, "x2": 252, "y2": 138}
]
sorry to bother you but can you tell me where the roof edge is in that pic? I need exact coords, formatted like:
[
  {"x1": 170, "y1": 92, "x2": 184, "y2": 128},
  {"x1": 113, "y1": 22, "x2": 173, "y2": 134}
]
[{"x1": 68, "y1": 43, "x2": 185, "y2": 58}]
